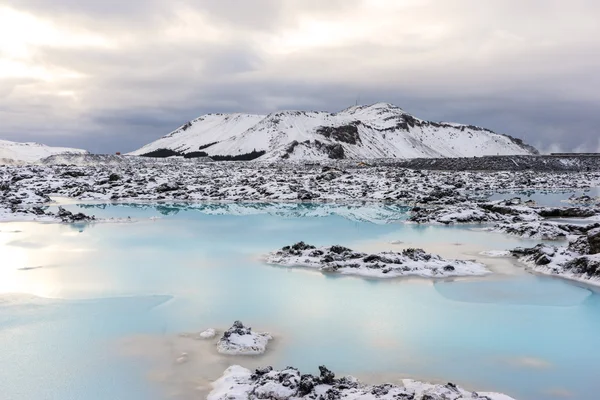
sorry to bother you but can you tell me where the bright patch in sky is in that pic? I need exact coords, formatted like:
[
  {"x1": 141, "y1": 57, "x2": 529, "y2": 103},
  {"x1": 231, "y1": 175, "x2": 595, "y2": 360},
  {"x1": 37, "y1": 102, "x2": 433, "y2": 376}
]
[{"x1": 0, "y1": 6, "x2": 110, "y2": 81}]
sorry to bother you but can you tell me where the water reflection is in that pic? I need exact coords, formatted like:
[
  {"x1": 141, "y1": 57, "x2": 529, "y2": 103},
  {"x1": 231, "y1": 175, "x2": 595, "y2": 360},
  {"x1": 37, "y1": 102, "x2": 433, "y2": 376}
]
[{"x1": 72, "y1": 202, "x2": 412, "y2": 223}]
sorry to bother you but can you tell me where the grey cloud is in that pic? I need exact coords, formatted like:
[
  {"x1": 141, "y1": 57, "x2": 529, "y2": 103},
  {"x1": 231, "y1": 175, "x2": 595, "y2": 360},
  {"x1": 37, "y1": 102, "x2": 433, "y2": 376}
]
[{"x1": 1, "y1": 0, "x2": 599, "y2": 154}]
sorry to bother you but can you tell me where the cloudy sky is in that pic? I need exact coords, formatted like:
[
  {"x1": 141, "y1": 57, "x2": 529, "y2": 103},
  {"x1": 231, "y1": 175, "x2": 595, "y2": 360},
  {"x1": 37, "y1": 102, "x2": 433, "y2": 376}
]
[{"x1": 1, "y1": 0, "x2": 599, "y2": 153}]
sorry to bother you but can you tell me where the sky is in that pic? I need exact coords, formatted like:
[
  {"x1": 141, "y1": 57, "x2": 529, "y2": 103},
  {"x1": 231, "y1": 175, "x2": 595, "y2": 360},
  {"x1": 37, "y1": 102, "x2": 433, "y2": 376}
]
[{"x1": 0, "y1": 0, "x2": 599, "y2": 154}]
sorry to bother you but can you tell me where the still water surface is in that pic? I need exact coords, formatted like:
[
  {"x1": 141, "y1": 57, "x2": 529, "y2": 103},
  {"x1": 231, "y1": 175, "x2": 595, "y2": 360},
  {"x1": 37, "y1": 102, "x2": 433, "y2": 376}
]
[{"x1": 1, "y1": 203, "x2": 599, "y2": 400}]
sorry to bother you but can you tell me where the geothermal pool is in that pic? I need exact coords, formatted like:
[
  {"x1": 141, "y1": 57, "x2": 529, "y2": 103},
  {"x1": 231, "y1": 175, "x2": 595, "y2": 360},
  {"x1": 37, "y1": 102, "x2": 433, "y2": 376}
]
[{"x1": 1, "y1": 203, "x2": 599, "y2": 400}]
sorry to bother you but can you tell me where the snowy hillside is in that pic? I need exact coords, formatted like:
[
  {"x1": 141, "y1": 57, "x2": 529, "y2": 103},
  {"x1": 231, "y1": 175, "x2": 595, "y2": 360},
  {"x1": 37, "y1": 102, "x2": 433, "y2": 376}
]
[
  {"x1": 130, "y1": 103, "x2": 538, "y2": 160},
  {"x1": 0, "y1": 139, "x2": 88, "y2": 164}
]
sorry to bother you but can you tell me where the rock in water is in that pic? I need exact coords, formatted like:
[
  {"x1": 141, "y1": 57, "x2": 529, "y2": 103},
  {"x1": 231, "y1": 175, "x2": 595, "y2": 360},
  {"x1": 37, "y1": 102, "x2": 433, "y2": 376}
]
[
  {"x1": 216, "y1": 321, "x2": 272, "y2": 355},
  {"x1": 267, "y1": 242, "x2": 489, "y2": 278}
]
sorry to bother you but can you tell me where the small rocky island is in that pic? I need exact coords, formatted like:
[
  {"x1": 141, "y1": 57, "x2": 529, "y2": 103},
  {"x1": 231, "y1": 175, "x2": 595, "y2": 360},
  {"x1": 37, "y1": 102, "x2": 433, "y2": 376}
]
[
  {"x1": 217, "y1": 321, "x2": 272, "y2": 355},
  {"x1": 208, "y1": 365, "x2": 515, "y2": 400},
  {"x1": 266, "y1": 242, "x2": 489, "y2": 278}
]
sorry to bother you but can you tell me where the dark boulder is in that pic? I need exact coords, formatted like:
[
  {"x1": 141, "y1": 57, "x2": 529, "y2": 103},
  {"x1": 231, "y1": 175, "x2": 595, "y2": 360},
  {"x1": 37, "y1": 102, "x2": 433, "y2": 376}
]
[
  {"x1": 156, "y1": 182, "x2": 180, "y2": 193},
  {"x1": 109, "y1": 173, "x2": 121, "y2": 182},
  {"x1": 318, "y1": 366, "x2": 335, "y2": 385},
  {"x1": 588, "y1": 228, "x2": 600, "y2": 254}
]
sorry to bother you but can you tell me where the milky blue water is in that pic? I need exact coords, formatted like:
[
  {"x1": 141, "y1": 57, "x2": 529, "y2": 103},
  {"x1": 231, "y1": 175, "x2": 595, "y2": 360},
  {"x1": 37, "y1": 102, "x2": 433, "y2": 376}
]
[{"x1": 1, "y1": 203, "x2": 599, "y2": 400}]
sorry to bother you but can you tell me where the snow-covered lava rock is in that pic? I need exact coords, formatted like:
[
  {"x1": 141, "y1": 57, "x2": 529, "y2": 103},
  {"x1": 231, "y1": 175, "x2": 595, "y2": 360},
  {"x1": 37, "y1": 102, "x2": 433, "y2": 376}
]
[
  {"x1": 217, "y1": 321, "x2": 272, "y2": 355},
  {"x1": 511, "y1": 227, "x2": 600, "y2": 285},
  {"x1": 267, "y1": 242, "x2": 489, "y2": 278},
  {"x1": 1, "y1": 159, "x2": 599, "y2": 225},
  {"x1": 208, "y1": 365, "x2": 516, "y2": 400},
  {"x1": 487, "y1": 221, "x2": 600, "y2": 240}
]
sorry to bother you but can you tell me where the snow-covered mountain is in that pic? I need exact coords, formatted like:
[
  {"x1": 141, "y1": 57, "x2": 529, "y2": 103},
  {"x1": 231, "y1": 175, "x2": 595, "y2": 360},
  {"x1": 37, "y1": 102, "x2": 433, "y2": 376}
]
[
  {"x1": 130, "y1": 103, "x2": 538, "y2": 160},
  {"x1": 0, "y1": 139, "x2": 88, "y2": 164}
]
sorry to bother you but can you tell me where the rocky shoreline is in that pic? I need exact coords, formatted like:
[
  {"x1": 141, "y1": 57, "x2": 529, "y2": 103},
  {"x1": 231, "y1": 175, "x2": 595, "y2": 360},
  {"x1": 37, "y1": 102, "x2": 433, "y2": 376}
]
[
  {"x1": 208, "y1": 365, "x2": 515, "y2": 400},
  {"x1": 511, "y1": 227, "x2": 600, "y2": 285}
]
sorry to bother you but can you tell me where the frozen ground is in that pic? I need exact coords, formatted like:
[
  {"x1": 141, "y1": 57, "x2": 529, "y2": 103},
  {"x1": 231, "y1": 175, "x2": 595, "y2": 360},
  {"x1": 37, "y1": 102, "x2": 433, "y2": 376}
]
[{"x1": 1, "y1": 157, "x2": 598, "y2": 221}]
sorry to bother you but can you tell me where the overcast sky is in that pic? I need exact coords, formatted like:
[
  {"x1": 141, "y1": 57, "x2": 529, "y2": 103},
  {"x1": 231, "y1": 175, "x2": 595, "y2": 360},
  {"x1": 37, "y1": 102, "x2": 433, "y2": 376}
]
[{"x1": 1, "y1": 0, "x2": 599, "y2": 154}]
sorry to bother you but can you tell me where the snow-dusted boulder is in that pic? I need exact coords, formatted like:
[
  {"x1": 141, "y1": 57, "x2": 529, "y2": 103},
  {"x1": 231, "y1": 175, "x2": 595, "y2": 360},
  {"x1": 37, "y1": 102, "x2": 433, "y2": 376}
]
[
  {"x1": 200, "y1": 328, "x2": 217, "y2": 339},
  {"x1": 208, "y1": 365, "x2": 516, "y2": 400},
  {"x1": 217, "y1": 321, "x2": 272, "y2": 355},
  {"x1": 267, "y1": 242, "x2": 489, "y2": 278},
  {"x1": 588, "y1": 227, "x2": 600, "y2": 254}
]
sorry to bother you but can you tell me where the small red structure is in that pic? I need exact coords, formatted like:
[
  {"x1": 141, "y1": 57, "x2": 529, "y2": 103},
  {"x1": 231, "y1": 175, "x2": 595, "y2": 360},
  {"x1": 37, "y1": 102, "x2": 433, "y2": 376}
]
[{"x1": 115, "y1": 152, "x2": 121, "y2": 155}]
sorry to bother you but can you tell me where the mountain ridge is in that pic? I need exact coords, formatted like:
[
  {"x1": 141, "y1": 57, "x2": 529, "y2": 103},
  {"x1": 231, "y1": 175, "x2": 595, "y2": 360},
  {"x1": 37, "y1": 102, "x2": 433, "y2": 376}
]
[
  {"x1": 129, "y1": 103, "x2": 538, "y2": 160},
  {"x1": 0, "y1": 139, "x2": 88, "y2": 164}
]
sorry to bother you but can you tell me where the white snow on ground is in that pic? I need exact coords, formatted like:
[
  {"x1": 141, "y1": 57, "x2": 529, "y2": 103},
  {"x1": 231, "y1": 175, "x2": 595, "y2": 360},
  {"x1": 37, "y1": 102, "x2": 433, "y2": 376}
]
[
  {"x1": 199, "y1": 328, "x2": 217, "y2": 339},
  {"x1": 512, "y1": 227, "x2": 600, "y2": 286},
  {"x1": 2, "y1": 158, "x2": 597, "y2": 223},
  {"x1": 129, "y1": 103, "x2": 536, "y2": 160},
  {"x1": 487, "y1": 221, "x2": 572, "y2": 240},
  {"x1": 208, "y1": 365, "x2": 516, "y2": 400},
  {"x1": 520, "y1": 250, "x2": 600, "y2": 287},
  {"x1": 0, "y1": 139, "x2": 88, "y2": 164},
  {"x1": 267, "y1": 243, "x2": 490, "y2": 278}
]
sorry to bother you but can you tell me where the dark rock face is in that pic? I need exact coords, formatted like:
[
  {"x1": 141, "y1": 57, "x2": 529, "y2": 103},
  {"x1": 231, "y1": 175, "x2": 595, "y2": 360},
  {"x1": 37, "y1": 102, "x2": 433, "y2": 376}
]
[
  {"x1": 568, "y1": 235, "x2": 591, "y2": 254},
  {"x1": 387, "y1": 155, "x2": 600, "y2": 171},
  {"x1": 156, "y1": 182, "x2": 180, "y2": 193},
  {"x1": 318, "y1": 366, "x2": 336, "y2": 385},
  {"x1": 316, "y1": 125, "x2": 361, "y2": 145},
  {"x1": 141, "y1": 148, "x2": 182, "y2": 158},
  {"x1": 511, "y1": 244, "x2": 554, "y2": 265},
  {"x1": 588, "y1": 229, "x2": 600, "y2": 255},
  {"x1": 537, "y1": 207, "x2": 598, "y2": 218},
  {"x1": 421, "y1": 189, "x2": 459, "y2": 203},
  {"x1": 62, "y1": 170, "x2": 86, "y2": 178},
  {"x1": 222, "y1": 321, "x2": 253, "y2": 339},
  {"x1": 56, "y1": 206, "x2": 95, "y2": 223},
  {"x1": 281, "y1": 242, "x2": 316, "y2": 255},
  {"x1": 109, "y1": 173, "x2": 121, "y2": 182},
  {"x1": 564, "y1": 257, "x2": 600, "y2": 276},
  {"x1": 297, "y1": 189, "x2": 320, "y2": 201},
  {"x1": 211, "y1": 150, "x2": 266, "y2": 161},
  {"x1": 512, "y1": 239, "x2": 600, "y2": 281},
  {"x1": 325, "y1": 144, "x2": 345, "y2": 159}
]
